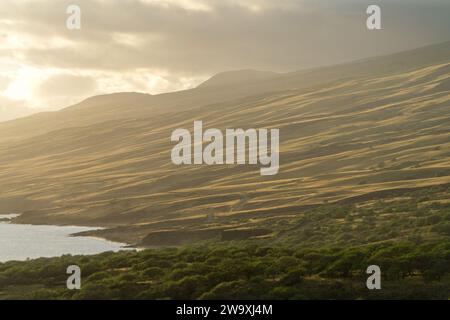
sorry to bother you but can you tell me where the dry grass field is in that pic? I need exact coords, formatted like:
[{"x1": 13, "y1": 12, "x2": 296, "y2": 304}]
[{"x1": 0, "y1": 42, "x2": 449, "y2": 246}]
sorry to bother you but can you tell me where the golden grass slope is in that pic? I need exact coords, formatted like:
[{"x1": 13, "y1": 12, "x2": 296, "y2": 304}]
[{"x1": 0, "y1": 43, "x2": 449, "y2": 244}]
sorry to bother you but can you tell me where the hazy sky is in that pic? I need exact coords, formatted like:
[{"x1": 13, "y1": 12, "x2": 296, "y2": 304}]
[{"x1": 1, "y1": 0, "x2": 450, "y2": 113}]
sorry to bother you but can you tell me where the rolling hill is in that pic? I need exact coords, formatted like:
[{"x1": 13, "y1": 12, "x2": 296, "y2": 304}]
[
  {"x1": 0, "y1": 100, "x2": 34, "y2": 123},
  {"x1": 0, "y1": 42, "x2": 449, "y2": 246}
]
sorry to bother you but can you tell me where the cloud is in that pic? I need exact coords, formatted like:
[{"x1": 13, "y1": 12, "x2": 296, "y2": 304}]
[
  {"x1": 37, "y1": 74, "x2": 97, "y2": 98},
  {"x1": 0, "y1": 0, "x2": 449, "y2": 113},
  {"x1": 0, "y1": 95, "x2": 34, "y2": 122},
  {"x1": 0, "y1": 76, "x2": 11, "y2": 91}
]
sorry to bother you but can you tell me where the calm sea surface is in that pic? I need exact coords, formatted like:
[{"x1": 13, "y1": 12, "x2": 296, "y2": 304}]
[{"x1": 0, "y1": 214, "x2": 129, "y2": 262}]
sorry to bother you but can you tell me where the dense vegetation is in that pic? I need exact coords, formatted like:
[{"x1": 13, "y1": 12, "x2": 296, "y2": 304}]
[
  {"x1": 0, "y1": 185, "x2": 449, "y2": 300},
  {"x1": 264, "y1": 184, "x2": 450, "y2": 247},
  {"x1": 0, "y1": 240, "x2": 448, "y2": 300}
]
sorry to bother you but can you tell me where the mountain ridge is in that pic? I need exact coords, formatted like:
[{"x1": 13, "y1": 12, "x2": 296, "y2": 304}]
[
  {"x1": 198, "y1": 69, "x2": 279, "y2": 88},
  {"x1": 1, "y1": 41, "x2": 449, "y2": 135},
  {"x1": 0, "y1": 41, "x2": 449, "y2": 245}
]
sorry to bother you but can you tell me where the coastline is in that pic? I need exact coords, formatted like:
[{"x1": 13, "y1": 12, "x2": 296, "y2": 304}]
[{"x1": 0, "y1": 215, "x2": 135, "y2": 263}]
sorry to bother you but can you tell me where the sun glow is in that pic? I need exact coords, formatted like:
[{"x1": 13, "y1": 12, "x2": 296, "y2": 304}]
[{"x1": 3, "y1": 67, "x2": 40, "y2": 102}]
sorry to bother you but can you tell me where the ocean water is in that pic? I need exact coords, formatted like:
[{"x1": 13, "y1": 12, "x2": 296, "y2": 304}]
[{"x1": 0, "y1": 214, "x2": 129, "y2": 262}]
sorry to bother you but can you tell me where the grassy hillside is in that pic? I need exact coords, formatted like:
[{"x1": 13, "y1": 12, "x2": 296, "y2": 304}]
[
  {"x1": 0, "y1": 42, "x2": 449, "y2": 247},
  {"x1": 0, "y1": 43, "x2": 449, "y2": 300}
]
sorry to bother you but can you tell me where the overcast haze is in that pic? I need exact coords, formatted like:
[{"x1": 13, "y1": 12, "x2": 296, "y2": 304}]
[{"x1": 1, "y1": 0, "x2": 450, "y2": 116}]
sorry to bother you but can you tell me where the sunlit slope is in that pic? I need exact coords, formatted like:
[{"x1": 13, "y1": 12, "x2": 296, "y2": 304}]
[
  {"x1": 0, "y1": 43, "x2": 449, "y2": 244},
  {"x1": 1, "y1": 42, "x2": 449, "y2": 143}
]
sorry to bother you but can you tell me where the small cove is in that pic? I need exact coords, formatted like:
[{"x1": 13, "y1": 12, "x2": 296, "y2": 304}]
[{"x1": 0, "y1": 214, "x2": 130, "y2": 262}]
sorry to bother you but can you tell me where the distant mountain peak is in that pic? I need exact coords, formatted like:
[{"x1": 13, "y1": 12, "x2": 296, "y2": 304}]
[
  {"x1": 198, "y1": 69, "x2": 279, "y2": 88},
  {"x1": 81, "y1": 92, "x2": 152, "y2": 104},
  {"x1": 67, "y1": 92, "x2": 153, "y2": 111}
]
